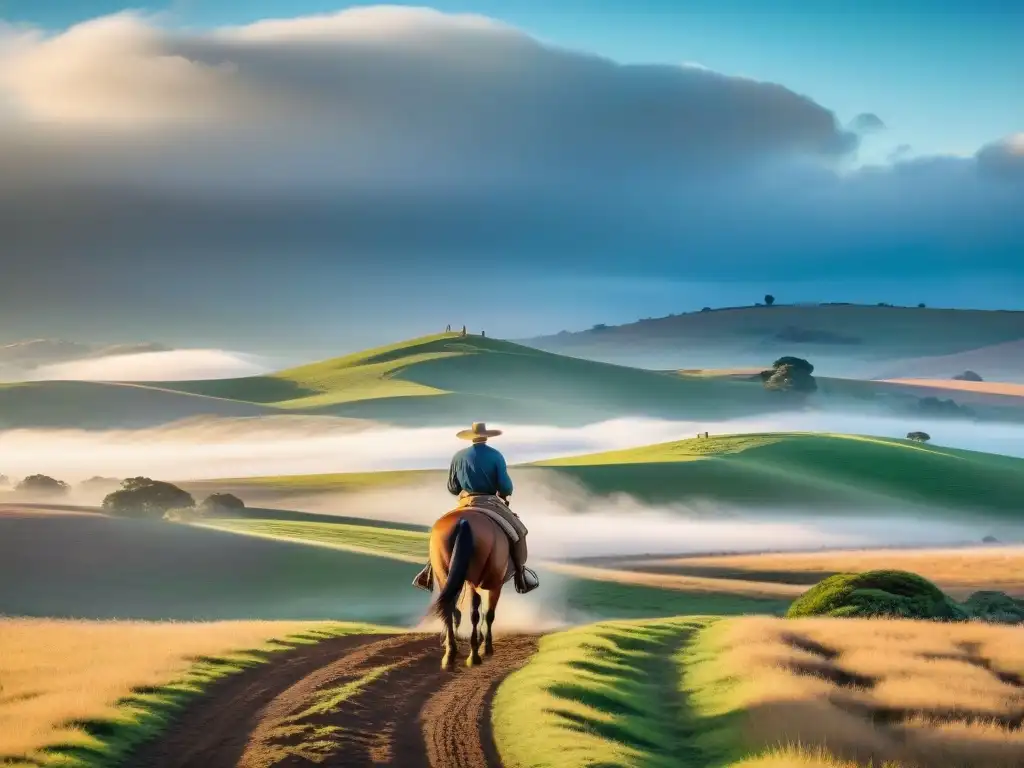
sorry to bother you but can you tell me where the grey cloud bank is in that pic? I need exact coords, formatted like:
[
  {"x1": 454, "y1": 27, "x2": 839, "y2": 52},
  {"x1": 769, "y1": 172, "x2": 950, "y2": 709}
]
[{"x1": 0, "y1": 7, "x2": 1021, "y2": 347}]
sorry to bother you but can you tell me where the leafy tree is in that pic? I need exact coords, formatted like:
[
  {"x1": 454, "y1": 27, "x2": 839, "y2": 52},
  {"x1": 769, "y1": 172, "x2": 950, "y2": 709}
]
[
  {"x1": 102, "y1": 477, "x2": 194, "y2": 520},
  {"x1": 906, "y1": 431, "x2": 931, "y2": 442},
  {"x1": 200, "y1": 493, "x2": 245, "y2": 513},
  {"x1": 15, "y1": 474, "x2": 70, "y2": 496},
  {"x1": 701, "y1": 306, "x2": 712, "y2": 312},
  {"x1": 953, "y1": 370, "x2": 983, "y2": 382},
  {"x1": 760, "y1": 356, "x2": 817, "y2": 394},
  {"x1": 918, "y1": 302, "x2": 927, "y2": 308},
  {"x1": 764, "y1": 294, "x2": 775, "y2": 306}
]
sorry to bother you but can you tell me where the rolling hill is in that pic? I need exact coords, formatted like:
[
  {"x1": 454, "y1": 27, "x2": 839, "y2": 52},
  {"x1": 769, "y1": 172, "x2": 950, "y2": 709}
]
[
  {"x1": 0, "y1": 334, "x2": 790, "y2": 429},
  {"x1": 524, "y1": 304, "x2": 1024, "y2": 375},
  {"x1": 195, "y1": 432, "x2": 1024, "y2": 526},
  {"x1": 872, "y1": 338, "x2": 1024, "y2": 383},
  {"x1": 2, "y1": 331, "x2": 1022, "y2": 430},
  {"x1": 532, "y1": 432, "x2": 1024, "y2": 521}
]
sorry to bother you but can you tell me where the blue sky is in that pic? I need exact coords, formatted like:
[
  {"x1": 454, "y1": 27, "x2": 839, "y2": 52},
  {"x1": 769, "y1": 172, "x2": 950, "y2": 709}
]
[
  {"x1": 0, "y1": 2, "x2": 1021, "y2": 350},
  {"x1": 4, "y1": 1, "x2": 1022, "y2": 161}
]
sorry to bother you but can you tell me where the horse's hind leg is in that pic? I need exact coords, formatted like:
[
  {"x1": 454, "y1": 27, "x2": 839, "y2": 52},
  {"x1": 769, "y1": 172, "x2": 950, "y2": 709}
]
[
  {"x1": 440, "y1": 608, "x2": 457, "y2": 671},
  {"x1": 467, "y1": 590, "x2": 483, "y2": 667},
  {"x1": 453, "y1": 581, "x2": 469, "y2": 630},
  {"x1": 484, "y1": 588, "x2": 500, "y2": 656}
]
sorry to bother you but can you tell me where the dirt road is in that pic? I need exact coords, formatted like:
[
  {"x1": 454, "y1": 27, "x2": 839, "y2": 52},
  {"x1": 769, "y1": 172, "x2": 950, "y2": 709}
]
[{"x1": 129, "y1": 631, "x2": 539, "y2": 768}]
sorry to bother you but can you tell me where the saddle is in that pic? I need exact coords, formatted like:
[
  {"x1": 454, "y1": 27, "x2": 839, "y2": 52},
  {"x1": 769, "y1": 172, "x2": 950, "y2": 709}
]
[{"x1": 453, "y1": 492, "x2": 528, "y2": 543}]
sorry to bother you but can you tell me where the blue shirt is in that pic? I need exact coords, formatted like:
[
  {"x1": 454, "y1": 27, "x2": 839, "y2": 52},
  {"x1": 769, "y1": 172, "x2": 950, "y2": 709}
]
[{"x1": 447, "y1": 442, "x2": 514, "y2": 497}]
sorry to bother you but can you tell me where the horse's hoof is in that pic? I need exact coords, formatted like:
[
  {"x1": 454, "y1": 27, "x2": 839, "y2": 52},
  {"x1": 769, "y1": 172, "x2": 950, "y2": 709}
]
[
  {"x1": 484, "y1": 645, "x2": 494, "y2": 656},
  {"x1": 467, "y1": 653, "x2": 483, "y2": 667},
  {"x1": 441, "y1": 655, "x2": 455, "y2": 671}
]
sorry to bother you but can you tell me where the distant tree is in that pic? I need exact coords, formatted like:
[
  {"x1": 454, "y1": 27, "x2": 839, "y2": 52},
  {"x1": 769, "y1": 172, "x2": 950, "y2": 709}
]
[
  {"x1": 200, "y1": 493, "x2": 245, "y2": 514},
  {"x1": 953, "y1": 370, "x2": 983, "y2": 382},
  {"x1": 102, "y1": 477, "x2": 194, "y2": 520},
  {"x1": 79, "y1": 476, "x2": 121, "y2": 492},
  {"x1": 15, "y1": 474, "x2": 70, "y2": 497},
  {"x1": 918, "y1": 396, "x2": 974, "y2": 419},
  {"x1": 591, "y1": 323, "x2": 609, "y2": 331},
  {"x1": 906, "y1": 431, "x2": 931, "y2": 443},
  {"x1": 701, "y1": 307, "x2": 712, "y2": 313},
  {"x1": 764, "y1": 294, "x2": 776, "y2": 306},
  {"x1": 771, "y1": 356, "x2": 815, "y2": 375},
  {"x1": 918, "y1": 302, "x2": 927, "y2": 308},
  {"x1": 760, "y1": 356, "x2": 817, "y2": 394}
]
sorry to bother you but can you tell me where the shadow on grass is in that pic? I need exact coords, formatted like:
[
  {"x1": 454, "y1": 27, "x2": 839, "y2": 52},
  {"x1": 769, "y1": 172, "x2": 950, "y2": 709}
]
[
  {"x1": 15, "y1": 627, "x2": 387, "y2": 768},
  {"x1": 538, "y1": 620, "x2": 734, "y2": 768}
]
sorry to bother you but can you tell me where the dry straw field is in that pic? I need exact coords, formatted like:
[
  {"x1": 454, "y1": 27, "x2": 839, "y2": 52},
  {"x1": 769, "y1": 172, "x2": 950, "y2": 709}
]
[
  {"x1": 624, "y1": 546, "x2": 1024, "y2": 598},
  {"x1": 703, "y1": 616, "x2": 1024, "y2": 767},
  {"x1": 0, "y1": 619, "x2": 364, "y2": 762}
]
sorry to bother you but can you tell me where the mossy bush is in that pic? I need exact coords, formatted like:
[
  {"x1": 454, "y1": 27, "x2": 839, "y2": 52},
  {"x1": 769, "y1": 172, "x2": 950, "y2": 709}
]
[
  {"x1": 961, "y1": 591, "x2": 1024, "y2": 624},
  {"x1": 786, "y1": 570, "x2": 967, "y2": 621}
]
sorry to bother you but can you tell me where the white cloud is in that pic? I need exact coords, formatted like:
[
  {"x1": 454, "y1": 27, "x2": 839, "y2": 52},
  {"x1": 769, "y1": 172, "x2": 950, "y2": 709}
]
[
  {"x1": 29, "y1": 349, "x2": 269, "y2": 381},
  {"x1": 0, "y1": 5, "x2": 857, "y2": 194},
  {"x1": 977, "y1": 132, "x2": 1024, "y2": 181}
]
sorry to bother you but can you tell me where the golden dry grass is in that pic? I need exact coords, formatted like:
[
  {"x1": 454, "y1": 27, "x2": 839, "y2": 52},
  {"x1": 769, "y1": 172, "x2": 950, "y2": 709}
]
[
  {"x1": 0, "y1": 618, "x2": 363, "y2": 761},
  {"x1": 883, "y1": 378, "x2": 1024, "y2": 397},
  {"x1": 697, "y1": 616, "x2": 1024, "y2": 768},
  {"x1": 637, "y1": 546, "x2": 1024, "y2": 598},
  {"x1": 541, "y1": 562, "x2": 805, "y2": 599}
]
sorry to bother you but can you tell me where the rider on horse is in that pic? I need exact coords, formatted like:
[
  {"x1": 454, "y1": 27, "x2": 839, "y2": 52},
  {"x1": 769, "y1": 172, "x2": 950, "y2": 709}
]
[{"x1": 413, "y1": 422, "x2": 539, "y2": 594}]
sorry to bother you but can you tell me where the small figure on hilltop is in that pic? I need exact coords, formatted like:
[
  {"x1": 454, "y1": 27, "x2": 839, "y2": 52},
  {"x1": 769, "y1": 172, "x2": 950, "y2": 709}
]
[
  {"x1": 460, "y1": 325, "x2": 467, "y2": 337},
  {"x1": 413, "y1": 422, "x2": 538, "y2": 595},
  {"x1": 446, "y1": 324, "x2": 451, "y2": 333},
  {"x1": 481, "y1": 330, "x2": 486, "y2": 337}
]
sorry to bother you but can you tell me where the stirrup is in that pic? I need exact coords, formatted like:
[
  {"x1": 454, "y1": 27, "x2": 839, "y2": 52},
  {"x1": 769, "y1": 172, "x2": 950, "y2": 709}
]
[
  {"x1": 412, "y1": 565, "x2": 434, "y2": 592},
  {"x1": 514, "y1": 567, "x2": 540, "y2": 594}
]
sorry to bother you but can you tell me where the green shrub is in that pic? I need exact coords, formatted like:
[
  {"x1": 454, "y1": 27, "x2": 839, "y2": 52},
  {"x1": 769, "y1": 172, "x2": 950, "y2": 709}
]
[
  {"x1": 200, "y1": 492, "x2": 245, "y2": 513},
  {"x1": 786, "y1": 570, "x2": 967, "y2": 621},
  {"x1": 961, "y1": 591, "x2": 1024, "y2": 625},
  {"x1": 15, "y1": 474, "x2": 70, "y2": 496},
  {"x1": 102, "y1": 477, "x2": 195, "y2": 520}
]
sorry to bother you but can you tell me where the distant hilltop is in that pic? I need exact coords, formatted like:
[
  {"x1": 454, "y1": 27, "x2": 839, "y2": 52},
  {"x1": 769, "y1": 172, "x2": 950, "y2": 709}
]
[{"x1": 522, "y1": 303, "x2": 1024, "y2": 380}]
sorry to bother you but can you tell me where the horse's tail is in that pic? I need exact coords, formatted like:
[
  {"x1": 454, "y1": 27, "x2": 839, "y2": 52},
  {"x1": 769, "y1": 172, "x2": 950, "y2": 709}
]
[{"x1": 431, "y1": 517, "x2": 474, "y2": 621}]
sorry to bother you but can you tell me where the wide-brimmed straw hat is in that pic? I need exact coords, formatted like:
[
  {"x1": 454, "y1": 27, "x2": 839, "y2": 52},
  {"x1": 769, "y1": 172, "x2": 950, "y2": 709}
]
[{"x1": 456, "y1": 422, "x2": 503, "y2": 441}]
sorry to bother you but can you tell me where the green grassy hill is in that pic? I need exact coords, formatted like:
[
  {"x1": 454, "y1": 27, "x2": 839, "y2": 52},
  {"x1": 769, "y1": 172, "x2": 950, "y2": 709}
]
[
  {"x1": 525, "y1": 304, "x2": 1024, "y2": 373},
  {"x1": 532, "y1": 432, "x2": 1024, "y2": 520},
  {"x1": 0, "y1": 334, "x2": 790, "y2": 429},
  {"x1": 199, "y1": 432, "x2": 1024, "y2": 523},
  {"x1": 0, "y1": 509, "x2": 782, "y2": 624},
  {"x1": 157, "y1": 333, "x2": 784, "y2": 424}
]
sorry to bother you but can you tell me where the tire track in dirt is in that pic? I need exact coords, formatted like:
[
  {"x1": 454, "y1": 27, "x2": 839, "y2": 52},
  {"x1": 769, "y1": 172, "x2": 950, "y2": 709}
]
[{"x1": 129, "y1": 631, "x2": 539, "y2": 768}]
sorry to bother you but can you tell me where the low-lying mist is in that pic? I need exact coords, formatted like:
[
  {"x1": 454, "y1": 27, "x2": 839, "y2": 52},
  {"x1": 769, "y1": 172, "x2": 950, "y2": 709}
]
[
  {"x1": 24, "y1": 349, "x2": 271, "y2": 382},
  {"x1": 2, "y1": 411, "x2": 1024, "y2": 485}
]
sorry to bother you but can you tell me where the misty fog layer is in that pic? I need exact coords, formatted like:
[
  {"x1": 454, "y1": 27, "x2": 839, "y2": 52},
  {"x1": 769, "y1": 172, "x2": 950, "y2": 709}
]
[
  {"x1": 1, "y1": 412, "x2": 1023, "y2": 484},
  {"x1": 25, "y1": 349, "x2": 271, "y2": 382}
]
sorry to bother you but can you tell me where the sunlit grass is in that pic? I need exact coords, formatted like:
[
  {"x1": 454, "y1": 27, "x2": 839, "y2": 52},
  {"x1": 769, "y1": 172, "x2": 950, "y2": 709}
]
[
  {"x1": 494, "y1": 615, "x2": 1024, "y2": 768},
  {"x1": 196, "y1": 518, "x2": 429, "y2": 562},
  {"x1": 0, "y1": 619, "x2": 398, "y2": 767}
]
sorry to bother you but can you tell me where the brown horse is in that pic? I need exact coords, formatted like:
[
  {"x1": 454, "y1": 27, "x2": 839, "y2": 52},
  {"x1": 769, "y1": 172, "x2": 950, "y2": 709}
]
[{"x1": 428, "y1": 508, "x2": 512, "y2": 670}]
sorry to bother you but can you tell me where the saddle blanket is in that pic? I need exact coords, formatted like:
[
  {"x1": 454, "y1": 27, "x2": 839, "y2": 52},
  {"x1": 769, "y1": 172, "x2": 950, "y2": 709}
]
[{"x1": 454, "y1": 492, "x2": 527, "y2": 543}]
